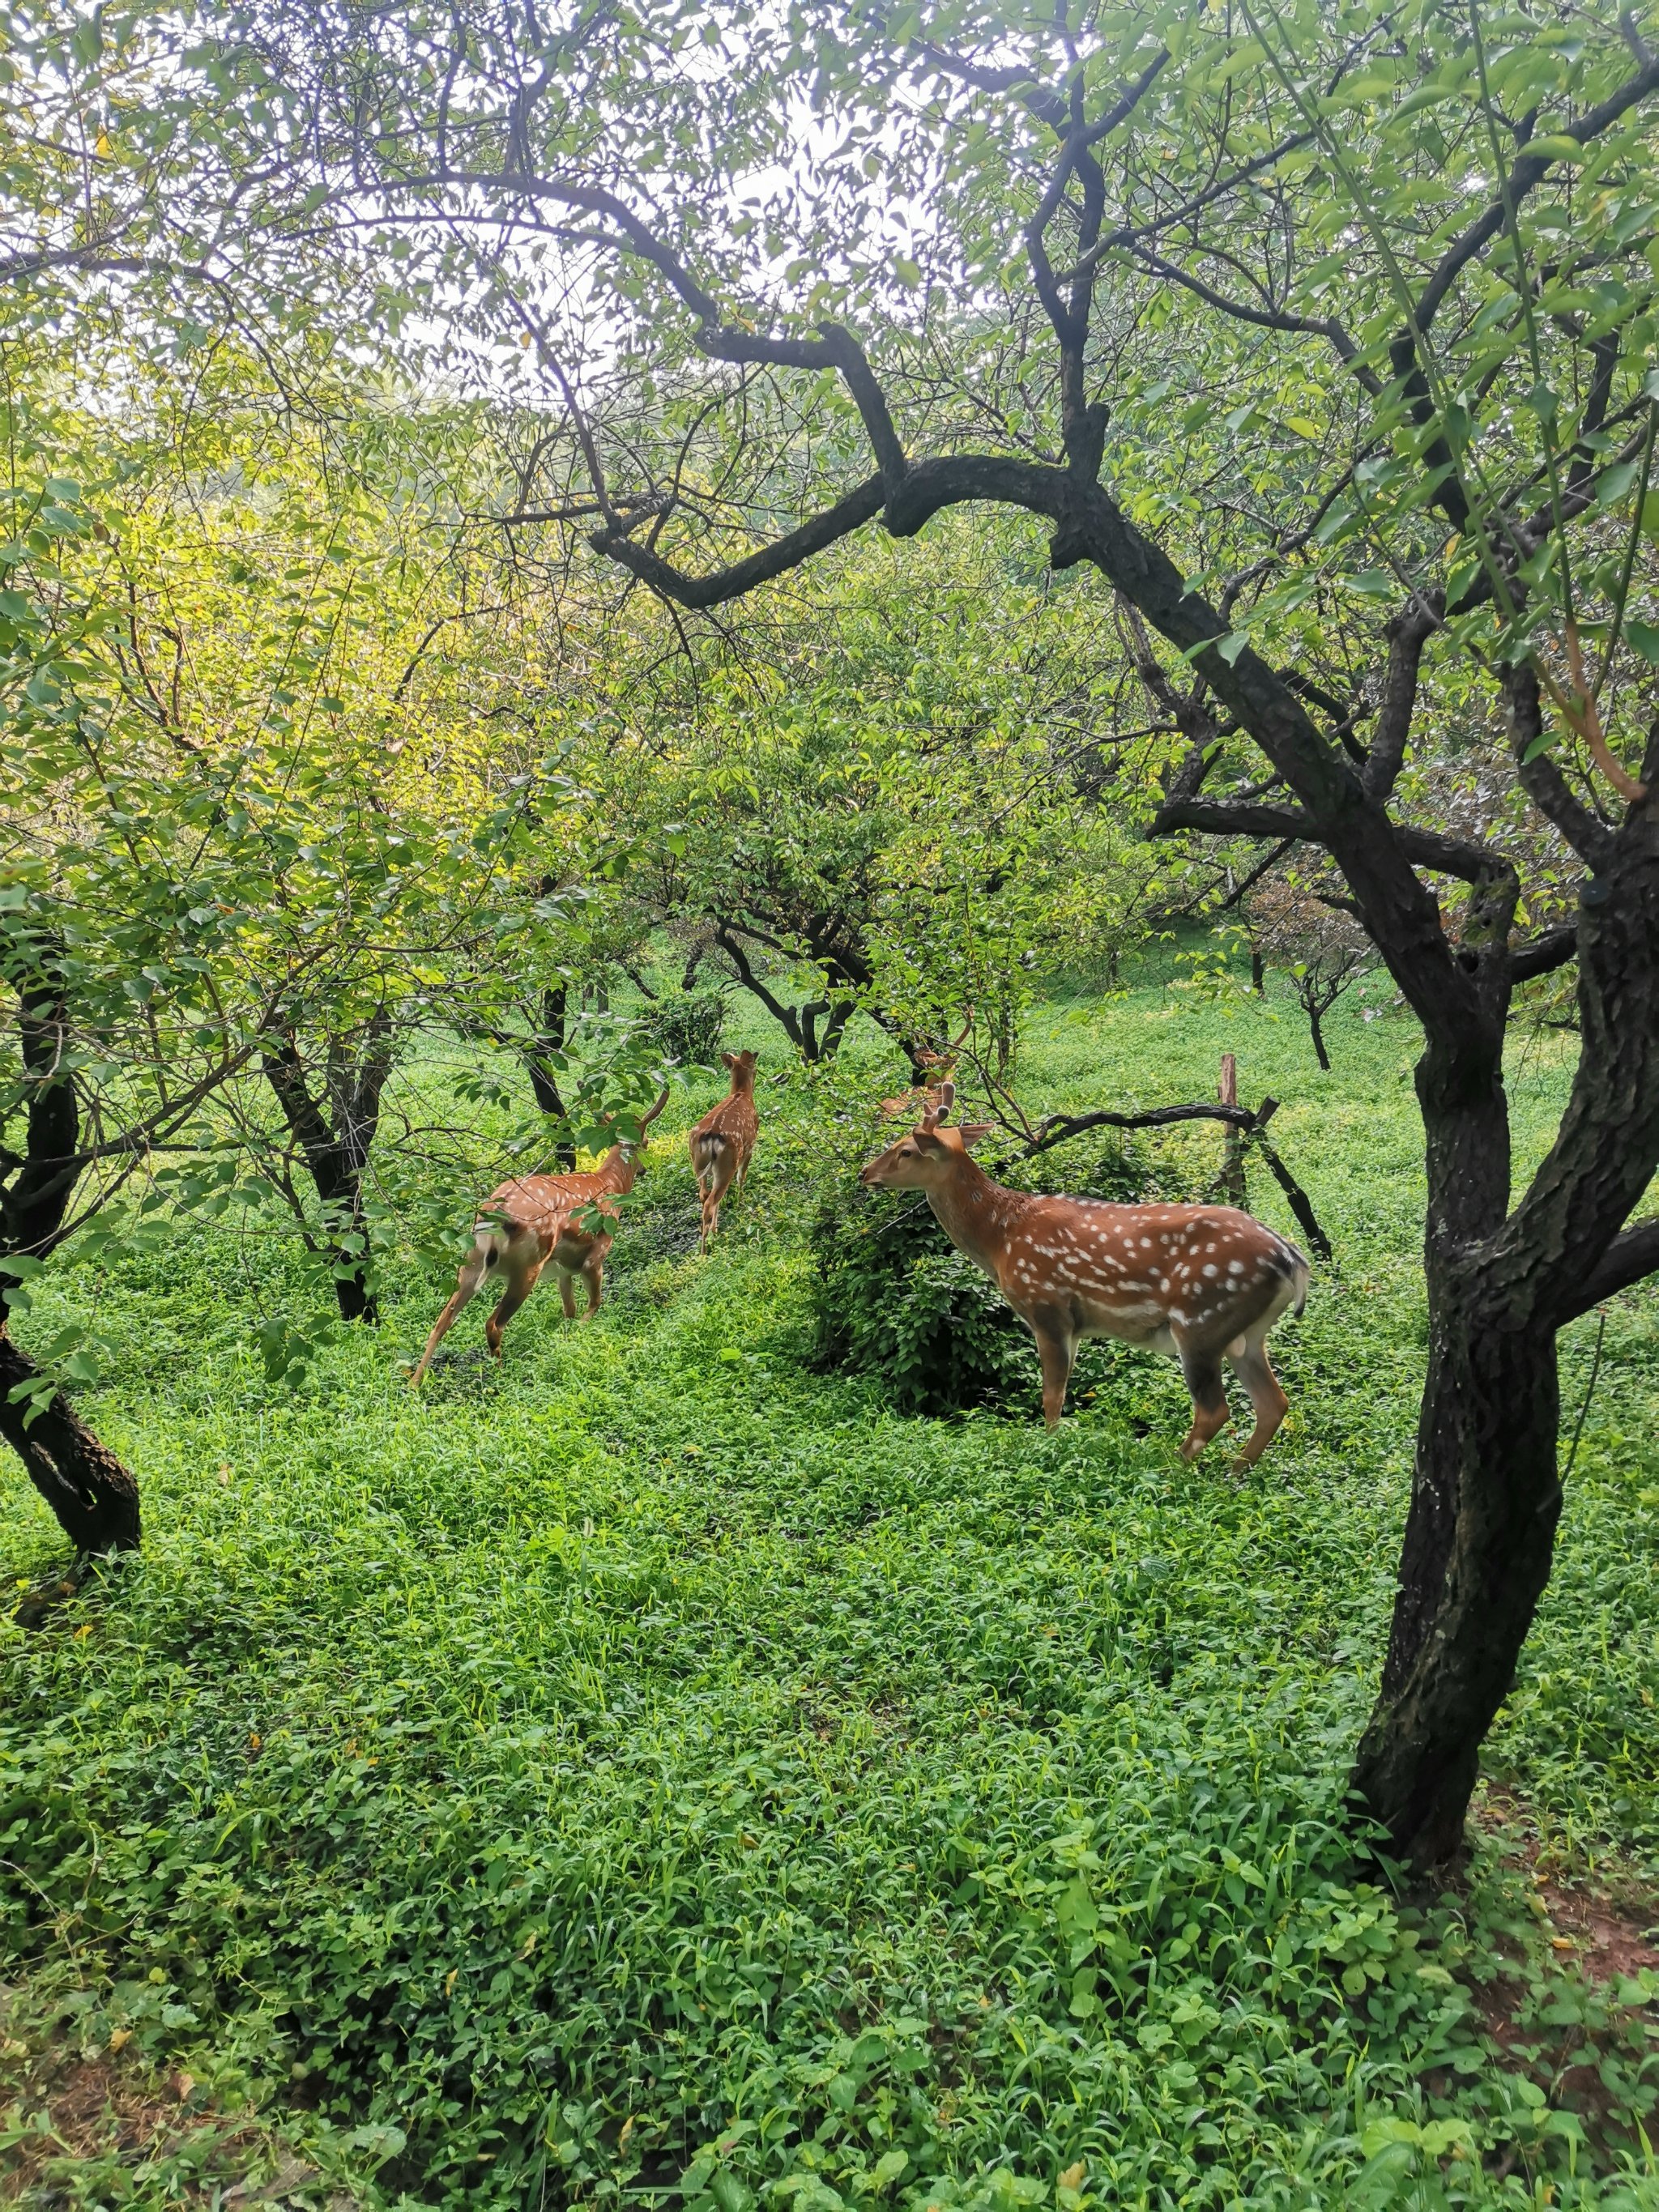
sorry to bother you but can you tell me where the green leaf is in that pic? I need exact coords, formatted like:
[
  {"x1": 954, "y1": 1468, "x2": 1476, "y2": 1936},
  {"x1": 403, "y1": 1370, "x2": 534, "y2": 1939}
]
[
  {"x1": 1624, "y1": 619, "x2": 1659, "y2": 665},
  {"x1": 1525, "y1": 134, "x2": 1588, "y2": 164},
  {"x1": 1595, "y1": 458, "x2": 1642, "y2": 506}
]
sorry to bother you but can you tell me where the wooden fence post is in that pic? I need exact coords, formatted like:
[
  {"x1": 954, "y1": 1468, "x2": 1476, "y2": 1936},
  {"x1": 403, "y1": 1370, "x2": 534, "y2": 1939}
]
[{"x1": 1219, "y1": 1052, "x2": 1247, "y2": 1208}]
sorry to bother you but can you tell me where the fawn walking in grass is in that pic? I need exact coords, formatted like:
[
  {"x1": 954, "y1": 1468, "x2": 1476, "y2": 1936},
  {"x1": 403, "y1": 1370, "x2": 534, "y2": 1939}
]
[
  {"x1": 410, "y1": 1089, "x2": 668, "y2": 1385},
  {"x1": 688, "y1": 1050, "x2": 759, "y2": 1251},
  {"x1": 859, "y1": 1082, "x2": 1307, "y2": 1464}
]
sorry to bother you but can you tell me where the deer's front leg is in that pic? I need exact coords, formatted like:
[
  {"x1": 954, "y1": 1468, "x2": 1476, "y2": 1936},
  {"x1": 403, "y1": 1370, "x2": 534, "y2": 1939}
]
[
  {"x1": 1027, "y1": 1311, "x2": 1077, "y2": 1430},
  {"x1": 1177, "y1": 1340, "x2": 1231, "y2": 1463}
]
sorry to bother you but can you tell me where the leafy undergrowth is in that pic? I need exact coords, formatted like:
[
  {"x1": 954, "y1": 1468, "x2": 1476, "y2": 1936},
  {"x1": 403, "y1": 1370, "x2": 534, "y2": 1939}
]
[{"x1": 2, "y1": 976, "x2": 1657, "y2": 2209}]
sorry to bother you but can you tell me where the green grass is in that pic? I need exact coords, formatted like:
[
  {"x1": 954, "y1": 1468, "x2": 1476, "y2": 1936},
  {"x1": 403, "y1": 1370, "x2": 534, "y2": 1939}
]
[{"x1": 2, "y1": 969, "x2": 1657, "y2": 2209}]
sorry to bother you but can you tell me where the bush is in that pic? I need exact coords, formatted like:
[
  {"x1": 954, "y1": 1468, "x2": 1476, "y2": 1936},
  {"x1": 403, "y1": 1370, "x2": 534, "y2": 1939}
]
[
  {"x1": 809, "y1": 1139, "x2": 1191, "y2": 1415},
  {"x1": 644, "y1": 989, "x2": 727, "y2": 1066}
]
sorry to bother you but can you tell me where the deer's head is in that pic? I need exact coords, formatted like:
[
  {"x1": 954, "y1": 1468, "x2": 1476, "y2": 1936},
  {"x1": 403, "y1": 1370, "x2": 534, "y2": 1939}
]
[
  {"x1": 601, "y1": 1085, "x2": 670, "y2": 1185},
  {"x1": 723, "y1": 1049, "x2": 759, "y2": 1090},
  {"x1": 859, "y1": 1083, "x2": 995, "y2": 1189}
]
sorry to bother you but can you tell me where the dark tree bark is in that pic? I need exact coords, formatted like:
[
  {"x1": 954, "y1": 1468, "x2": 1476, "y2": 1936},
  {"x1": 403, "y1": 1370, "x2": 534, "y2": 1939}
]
[
  {"x1": 262, "y1": 1019, "x2": 394, "y2": 1323},
  {"x1": 523, "y1": 983, "x2": 577, "y2": 1170},
  {"x1": 712, "y1": 924, "x2": 857, "y2": 1062},
  {"x1": 1307, "y1": 1000, "x2": 1332, "y2": 1072},
  {"x1": 0, "y1": 966, "x2": 142, "y2": 1554},
  {"x1": 1351, "y1": 714, "x2": 1659, "y2": 1863},
  {"x1": 0, "y1": 1329, "x2": 140, "y2": 1554}
]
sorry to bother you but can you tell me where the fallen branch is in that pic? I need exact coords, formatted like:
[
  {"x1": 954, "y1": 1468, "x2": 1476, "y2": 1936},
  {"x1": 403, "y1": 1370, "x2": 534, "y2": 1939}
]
[{"x1": 959, "y1": 1045, "x2": 1335, "y2": 1267}]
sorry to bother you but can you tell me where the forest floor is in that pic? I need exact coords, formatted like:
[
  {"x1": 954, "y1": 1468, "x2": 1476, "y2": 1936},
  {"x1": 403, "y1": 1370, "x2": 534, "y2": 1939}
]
[{"x1": 2, "y1": 960, "x2": 1657, "y2": 2210}]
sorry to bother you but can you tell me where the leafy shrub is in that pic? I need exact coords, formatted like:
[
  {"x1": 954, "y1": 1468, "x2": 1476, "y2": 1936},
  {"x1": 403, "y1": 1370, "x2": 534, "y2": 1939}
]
[
  {"x1": 809, "y1": 1139, "x2": 1190, "y2": 1415},
  {"x1": 645, "y1": 989, "x2": 727, "y2": 1067}
]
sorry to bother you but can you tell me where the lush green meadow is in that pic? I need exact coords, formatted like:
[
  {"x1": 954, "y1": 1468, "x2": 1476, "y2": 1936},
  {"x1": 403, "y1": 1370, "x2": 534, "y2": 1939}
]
[{"x1": 2, "y1": 969, "x2": 1657, "y2": 2210}]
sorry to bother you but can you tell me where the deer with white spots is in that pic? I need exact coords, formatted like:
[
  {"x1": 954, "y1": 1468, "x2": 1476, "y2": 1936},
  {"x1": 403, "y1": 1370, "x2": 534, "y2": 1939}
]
[
  {"x1": 409, "y1": 1087, "x2": 668, "y2": 1385},
  {"x1": 859, "y1": 1083, "x2": 1307, "y2": 1464}
]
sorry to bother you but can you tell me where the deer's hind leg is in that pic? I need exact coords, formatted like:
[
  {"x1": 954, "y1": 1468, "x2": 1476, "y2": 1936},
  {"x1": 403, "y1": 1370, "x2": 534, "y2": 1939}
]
[
  {"x1": 484, "y1": 1233, "x2": 545, "y2": 1360},
  {"x1": 411, "y1": 1234, "x2": 496, "y2": 1386},
  {"x1": 1226, "y1": 1333, "x2": 1290, "y2": 1467}
]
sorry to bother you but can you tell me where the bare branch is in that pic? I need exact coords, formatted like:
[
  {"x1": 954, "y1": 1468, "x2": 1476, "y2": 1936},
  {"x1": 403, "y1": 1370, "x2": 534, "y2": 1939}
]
[
  {"x1": 1566, "y1": 1216, "x2": 1659, "y2": 1316},
  {"x1": 1363, "y1": 595, "x2": 1443, "y2": 802},
  {"x1": 1509, "y1": 923, "x2": 1579, "y2": 982}
]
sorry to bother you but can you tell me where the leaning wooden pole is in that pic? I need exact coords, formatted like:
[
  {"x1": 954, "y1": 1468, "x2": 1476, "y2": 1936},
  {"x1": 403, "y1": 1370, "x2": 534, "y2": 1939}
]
[{"x1": 1218, "y1": 1052, "x2": 1247, "y2": 1208}]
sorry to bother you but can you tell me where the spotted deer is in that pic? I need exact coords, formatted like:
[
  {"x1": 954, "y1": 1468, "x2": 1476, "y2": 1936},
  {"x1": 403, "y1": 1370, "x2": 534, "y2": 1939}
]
[
  {"x1": 688, "y1": 1049, "x2": 759, "y2": 1251},
  {"x1": 859, "y1": 1083, "x2": 1307, "y2": 1464},
  {"x1": 409, "y1": 1087, "x2": 668, "y2": 1385}
]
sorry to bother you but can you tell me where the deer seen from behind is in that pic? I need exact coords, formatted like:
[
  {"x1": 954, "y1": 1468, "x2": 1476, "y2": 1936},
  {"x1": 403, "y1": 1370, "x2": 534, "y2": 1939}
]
[
  {"x1": 859, "y1": 1083, "x2": 1307, "y2": 1465},
  {"x1": 878, "y1": 1013, "x2": 972, "y2": 1121},
  {"x1": 687, "y1": 1049, "x2": 760, "y2": 1251},
  {"x1": 409, "y1": 1087, "x2": 668, "y2": 1385}
]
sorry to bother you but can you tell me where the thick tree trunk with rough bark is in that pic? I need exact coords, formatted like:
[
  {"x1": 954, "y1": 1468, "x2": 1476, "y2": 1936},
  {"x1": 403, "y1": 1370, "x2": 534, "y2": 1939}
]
[
  {"x1": 1351, "y1": 1294, "x2": 1561, "y2": 1865},
  {"x1": 0, "y1": 1329, "x2": 140, "y2": 1554},
  {"x1": 1352, "y1": 779, "x2": 1659, "y2": 1865}
]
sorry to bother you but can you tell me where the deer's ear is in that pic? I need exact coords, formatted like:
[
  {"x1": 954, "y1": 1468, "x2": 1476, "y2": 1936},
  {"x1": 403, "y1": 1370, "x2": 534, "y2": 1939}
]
[
  {"x1": 957, "y1": 1123, "x2": 996, "y2": 1148},
  {"x1": 912, "y1": 1127, "x2": 945, "y2": 1153},
  {"x1": 722, "y1": 1051, "x2": 735, "y2": 1069}
]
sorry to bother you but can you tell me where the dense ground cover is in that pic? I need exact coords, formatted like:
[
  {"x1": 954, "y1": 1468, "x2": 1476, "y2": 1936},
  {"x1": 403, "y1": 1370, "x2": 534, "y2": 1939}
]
[{"x1": 2, "y1": 965, "x2": 1657, "y2": 2209}]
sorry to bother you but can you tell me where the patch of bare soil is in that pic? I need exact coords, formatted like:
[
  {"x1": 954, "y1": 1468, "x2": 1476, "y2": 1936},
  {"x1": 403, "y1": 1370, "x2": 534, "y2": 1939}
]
[
  {"x1": 0, "y1": 1986, "x2": 352, "y2": 2210},
  {"x1": 1457, "y1": 1788, "x2": 1659, "y2": 2158}
]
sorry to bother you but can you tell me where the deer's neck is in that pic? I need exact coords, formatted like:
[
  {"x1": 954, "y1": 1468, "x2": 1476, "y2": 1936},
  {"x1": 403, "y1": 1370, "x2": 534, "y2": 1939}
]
[
  {"x1": 925, "y1": 1157, "x2": 1025, "y2": 1272},
  {"x1": 597, "y1": 1145, "x2": 640, "y2": 1193}
]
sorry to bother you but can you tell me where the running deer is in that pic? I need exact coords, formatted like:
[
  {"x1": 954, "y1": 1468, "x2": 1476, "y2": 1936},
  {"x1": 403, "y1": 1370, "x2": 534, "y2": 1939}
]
[
  {"x1": 688, "y1": 1050, "x2": 759, "y2": 1251},
  {"x1": 409, "y1": 1087, "x2": 668, "y2": 1385},
  {"x1": 859, "y1": 1083, "x2": 1307, "y2": 1464},
  {"x1": 879, "y1": 1014, "x2": 973, "y2": 1120}
]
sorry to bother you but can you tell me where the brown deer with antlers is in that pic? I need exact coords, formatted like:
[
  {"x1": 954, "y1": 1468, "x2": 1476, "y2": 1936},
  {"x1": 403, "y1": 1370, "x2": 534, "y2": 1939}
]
[
  {"x1": 409, "y1": 1088, "x2": 668, "y2": 1385},
  {"x1": 878, "y1": 1014, "x2": 973, "y2": 1120},
  {"x1": 859, "y1": 1083, "x2": 1307, "y2": 1464},
  {"x1": 688, "y1": 1049, "x2": 759, "y2": 1251}
]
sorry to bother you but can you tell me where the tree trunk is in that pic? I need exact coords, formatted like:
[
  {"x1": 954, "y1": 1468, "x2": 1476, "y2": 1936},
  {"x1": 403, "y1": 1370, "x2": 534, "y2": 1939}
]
[
  {"x1": 1350, "y1": 1279, "x2": 1561, "y2": 1866},
  {"x1": 262, "y1": 1022, "x2": 394, "y2": 1321},
  {"x1": 1349, "y1": 985, "x2": 1547, "y2": 1867},
  {"x1": 333, "y1": 1270, "x2": 377, "y2": 1323},
  {"x1": 1307, "y1": 1002, "x2": 1332, "y2": 1071},
  {"x1": 526, "y1": 985, "x2": 577, "y2": 1170},
  {"x1": 1251, "y1": 948, "x2": 1265, "y2": 993},
  {"x1": 0, "y1": 1328, "x2": 140, "y2": 1554}
]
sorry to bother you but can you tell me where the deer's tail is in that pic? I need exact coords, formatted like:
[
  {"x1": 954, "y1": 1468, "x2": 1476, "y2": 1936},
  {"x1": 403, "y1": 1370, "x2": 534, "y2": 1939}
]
[
  {"x1": 1266, "y1": 1236, "x2": 1311, "y2": 1317},
  {"x1": 691, "y1": 1127, "x2": 731, "y2": 1186}
]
